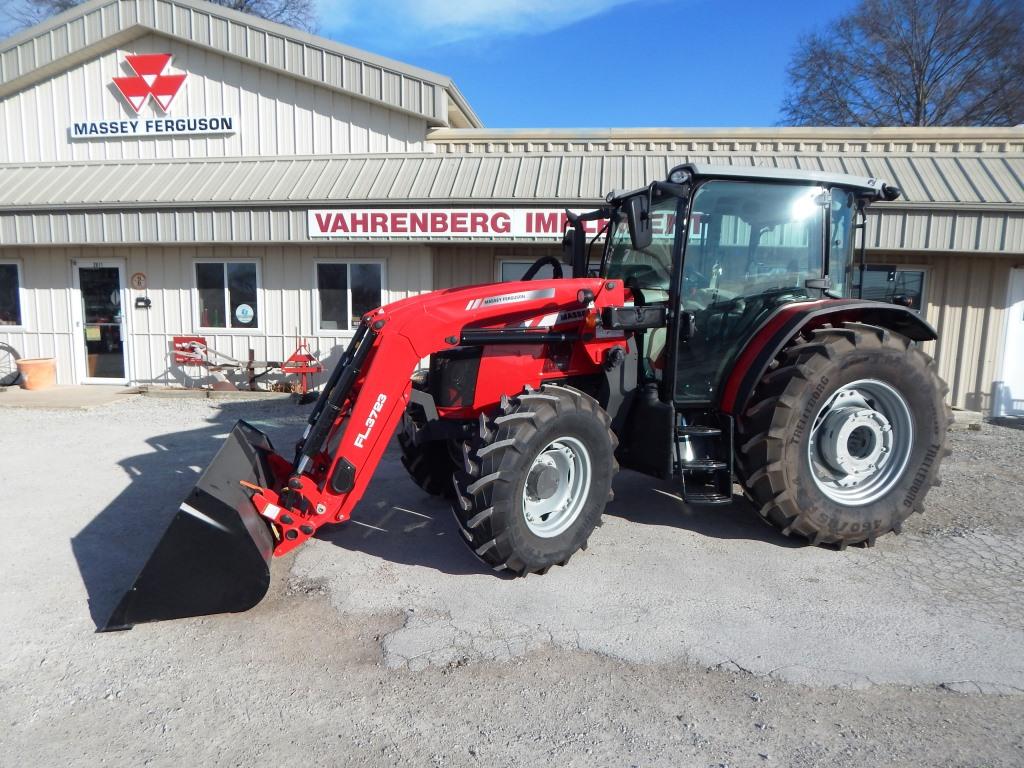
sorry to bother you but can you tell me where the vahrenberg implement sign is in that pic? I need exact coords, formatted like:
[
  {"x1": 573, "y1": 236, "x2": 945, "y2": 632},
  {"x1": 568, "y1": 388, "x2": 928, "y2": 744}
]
[{"x1": 308, "y1": 209, "x2": 612, "y2": 239}]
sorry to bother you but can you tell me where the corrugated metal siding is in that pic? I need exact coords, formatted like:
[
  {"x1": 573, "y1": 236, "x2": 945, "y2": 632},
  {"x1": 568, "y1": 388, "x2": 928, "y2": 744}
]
[
  {"x1": 430, "y1": 244, "x2": 561, "y2": 289},
  {"x1": 0, "y1": 34, "x2": 429, "y2": 163},
  {"x1": 0, "y1": 243, "x2": 432, "y2": 384},
  {"x1": 0, "y1": 246, "x2": 77, "y2": 382},
  {"x1": 866, "y1": 251, "x2": 1017, "y2": 412},
  {"x1": 2, "y1": 241, "x2": 1015, "y2": 410},
  {"x1": 0, "y1": 0, "x2": 452, "y2": 125}
]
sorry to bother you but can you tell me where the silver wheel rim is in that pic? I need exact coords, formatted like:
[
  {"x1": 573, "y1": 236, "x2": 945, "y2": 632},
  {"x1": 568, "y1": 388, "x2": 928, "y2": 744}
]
[
  {"x1": 522, "y1": 436, "x2": 591, "y2": 538},
  {"x1": 807, "y1": 378, "x2": 914, "y2": 506}
]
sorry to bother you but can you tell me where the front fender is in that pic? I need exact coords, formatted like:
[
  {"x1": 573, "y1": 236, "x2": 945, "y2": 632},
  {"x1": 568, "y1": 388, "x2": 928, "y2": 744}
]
[{"x1": 719, "y1": 299, "x2": 937, "y2": 415}]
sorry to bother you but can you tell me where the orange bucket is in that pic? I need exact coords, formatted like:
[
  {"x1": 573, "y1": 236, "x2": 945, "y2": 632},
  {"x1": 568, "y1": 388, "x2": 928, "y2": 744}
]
[{"x1": 16, "y1": 358, "x2": 57, "y2": 390}]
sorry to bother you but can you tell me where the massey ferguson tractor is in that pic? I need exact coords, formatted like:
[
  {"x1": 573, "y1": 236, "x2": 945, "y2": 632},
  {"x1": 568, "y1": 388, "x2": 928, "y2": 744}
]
[{"x1": 104, "y1": 164, "x2": 950, "y2": 630}]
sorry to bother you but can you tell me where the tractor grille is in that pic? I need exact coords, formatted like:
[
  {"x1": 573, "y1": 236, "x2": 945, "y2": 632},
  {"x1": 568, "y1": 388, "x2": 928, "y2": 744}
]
[{"x1": 430, "y1": 348, "x2": 481, "y2": 408}]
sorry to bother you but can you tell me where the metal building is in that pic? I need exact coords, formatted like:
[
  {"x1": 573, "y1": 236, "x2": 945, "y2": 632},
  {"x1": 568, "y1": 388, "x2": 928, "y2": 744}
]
[{"x1": 1, "y1": 0, "x2": 1022, "y2": 414}]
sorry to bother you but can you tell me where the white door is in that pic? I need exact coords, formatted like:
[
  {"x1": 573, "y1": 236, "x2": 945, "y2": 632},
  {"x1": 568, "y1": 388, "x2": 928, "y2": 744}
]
[
  {"x1": 71, "y1": 259, "x2": 129, "y2": 385},
  {"x1": 995, "y1": 268, "x2": 1024, "y2": 417}
]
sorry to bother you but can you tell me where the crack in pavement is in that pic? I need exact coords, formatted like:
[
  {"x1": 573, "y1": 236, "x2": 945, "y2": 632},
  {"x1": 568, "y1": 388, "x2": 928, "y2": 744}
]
[{"x1": 289, "y1": 429, "x2": 1024, "y2": 691}]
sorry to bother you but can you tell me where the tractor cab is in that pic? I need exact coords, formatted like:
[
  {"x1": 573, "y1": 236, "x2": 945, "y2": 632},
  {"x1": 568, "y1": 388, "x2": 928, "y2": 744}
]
[
  {"x1": 560, "y1": 164, "x2": 908, "y2": 500},
  {"x1": 596, "y1": 164, "x2": 897, "y2": 406}
]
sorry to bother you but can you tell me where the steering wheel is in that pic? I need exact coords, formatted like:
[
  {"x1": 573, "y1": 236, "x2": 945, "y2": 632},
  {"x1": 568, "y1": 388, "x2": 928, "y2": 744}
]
[
  {"x1": 682, "y1": 268, "x2": 709, "y2": 295},
  {"x1": 520, "y1": 255, "x2": 564, "y2": 281}
]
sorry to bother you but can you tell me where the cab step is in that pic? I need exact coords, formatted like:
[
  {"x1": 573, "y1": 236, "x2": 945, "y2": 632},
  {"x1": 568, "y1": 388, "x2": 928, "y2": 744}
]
[
  {"x1": 680, "y1": 459, "x2": 728, "y2": 472},
  {"x1": 675, "y1": 413, "x2": 733, "y2": 507},
  {"x1": 681, "y1": 488, "x2": 733, "y2": 506},
  {"x1": 675, "y1": 425, "x2": 722, "y2": 438}
]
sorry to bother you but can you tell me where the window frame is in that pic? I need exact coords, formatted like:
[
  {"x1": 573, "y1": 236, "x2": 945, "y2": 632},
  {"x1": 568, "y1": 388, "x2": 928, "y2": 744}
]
[
  {"x1": 313, "y1": 258, "x2": 386, "y2": 336},
  {"x1": 861, "y1": 264, "x2": 929, "y2": 314},
  {"x1": 0, "y1": 260, "x2": 27, "y2": 331},
  {"x1": 192, "y1": 258, "x2": 263, "y2": 333}
]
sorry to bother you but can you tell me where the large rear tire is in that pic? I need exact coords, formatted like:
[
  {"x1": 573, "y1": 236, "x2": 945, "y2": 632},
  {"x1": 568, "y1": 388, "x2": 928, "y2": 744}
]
[
  {"x1": 452, "y1": 384, "x2": 617, "y2": 575},
  {"x1": 737, "y1": 322, "x2": 951, "y2": 548}
]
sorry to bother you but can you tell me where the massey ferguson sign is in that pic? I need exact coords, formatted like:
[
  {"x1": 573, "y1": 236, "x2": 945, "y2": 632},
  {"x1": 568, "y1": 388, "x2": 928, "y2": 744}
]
[
  {"x1": 308, "y1": 209, "x2": 612, "y2": 239},
  {"x1": 69, "y1": 53, "x2": 235, "y2": 140},
  {"x1": 113, "y1": 54, "x2": 185, "y2": 112}
]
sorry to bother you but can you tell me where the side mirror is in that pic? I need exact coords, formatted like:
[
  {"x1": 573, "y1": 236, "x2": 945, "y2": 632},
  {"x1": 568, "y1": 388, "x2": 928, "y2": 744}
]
[
  {"x1": 626, "y1": 194, "x2": 652, "y2": 251},
  {"x1": 561, "y1": 220, "x2": 587, "y2": 279}
]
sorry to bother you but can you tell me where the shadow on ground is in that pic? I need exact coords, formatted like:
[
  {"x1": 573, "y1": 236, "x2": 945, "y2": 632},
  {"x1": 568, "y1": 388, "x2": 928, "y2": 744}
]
[
  {"x1": 605, "y1": 469, "x2": 802, "y2": 548},
  {"x1": 70, "y1": 400, "x2": 307, "y2": 630},
  {"x1": 73, "y1": 403, "x2": 800, "y2": 630},
  {"x1": 322, "y1": 462, "x2": 803, "y2": 578},
  {"x1": 990, "y1": 417, "x2": 1024, "y2": 431}
]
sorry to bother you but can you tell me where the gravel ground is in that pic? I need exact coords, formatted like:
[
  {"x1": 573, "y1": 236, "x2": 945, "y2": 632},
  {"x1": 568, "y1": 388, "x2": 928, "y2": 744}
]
[{"x1": 1, "y1": 396, "x2": 1022, "y2": 767}]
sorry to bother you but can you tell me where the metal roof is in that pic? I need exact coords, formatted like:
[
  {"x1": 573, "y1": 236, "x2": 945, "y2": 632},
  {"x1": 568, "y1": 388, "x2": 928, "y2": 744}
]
[
  {"x1": 2, "y1": 152, "x2": 1021, "y2": 252},
  {"x1": 0, "y1": 152, "x2": 1021, "y2": 209},
  {"x1": 0, "y1": 0, "x2": 481, "y2": 128}
]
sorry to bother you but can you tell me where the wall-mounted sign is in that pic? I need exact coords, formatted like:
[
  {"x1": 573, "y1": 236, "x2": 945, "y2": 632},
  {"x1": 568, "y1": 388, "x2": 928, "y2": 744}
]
[
  {"x1": 235, "y1": 304, "x2": 254, "y2": 324},
  {"x1": 67, "y1": 53, "x2": 237, "y2": 141},
  {"x1": 308, "y1": 208, "x2": 612, "y2": 239},
  {"x1": 69, "y1": 116, "x2": 235, "y2": 139},
  {"x1": 113, "y1": 54, "x2": 185, "y2": 113},
  {"x1": 130, "y1": 272, "x2": 147, "y2": 290}
]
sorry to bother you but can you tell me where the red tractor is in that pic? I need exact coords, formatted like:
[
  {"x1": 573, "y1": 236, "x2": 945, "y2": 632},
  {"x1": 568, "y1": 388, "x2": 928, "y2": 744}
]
[{"x1": 105, "y1": 164, "x2": 950, "y2": 630}]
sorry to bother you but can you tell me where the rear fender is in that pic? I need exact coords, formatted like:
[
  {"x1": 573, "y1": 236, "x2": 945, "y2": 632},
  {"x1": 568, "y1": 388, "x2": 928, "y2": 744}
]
[{"x1": 719, "y1": 299, "x2": 937, "y2": 415}]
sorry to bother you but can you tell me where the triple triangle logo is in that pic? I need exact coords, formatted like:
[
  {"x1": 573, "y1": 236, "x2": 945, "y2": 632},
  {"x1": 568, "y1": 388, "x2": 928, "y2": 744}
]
[{"x1": 112, "y1": 54, "x2": 186, "y2": 113}]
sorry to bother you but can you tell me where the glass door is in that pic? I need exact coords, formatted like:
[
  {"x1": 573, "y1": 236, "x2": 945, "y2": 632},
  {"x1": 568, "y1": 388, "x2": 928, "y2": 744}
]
[
  {"x1": 73, "y1": 262, "x2": 126, "y2": 382},
  {"x1": 997, "y1": 268, "x2": 1024, "y2": 417}
]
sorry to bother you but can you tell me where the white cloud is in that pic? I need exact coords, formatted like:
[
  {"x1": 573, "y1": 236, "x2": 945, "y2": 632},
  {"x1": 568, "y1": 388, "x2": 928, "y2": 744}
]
[{"x1": 318, "y1": 0, "x2": 644, "y2": 47}]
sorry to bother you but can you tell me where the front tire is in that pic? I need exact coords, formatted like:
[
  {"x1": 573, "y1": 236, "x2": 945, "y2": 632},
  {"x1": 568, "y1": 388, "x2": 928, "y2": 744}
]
[
  {"x1": 738, "y1": 322, "x2": 951, "y2": 548},
  {"x1": 398, "y1": 405, "x2": 459, "y2": 498},
  {"x1": 452, "y1": 384, "x2": 618, "y2": 575}
]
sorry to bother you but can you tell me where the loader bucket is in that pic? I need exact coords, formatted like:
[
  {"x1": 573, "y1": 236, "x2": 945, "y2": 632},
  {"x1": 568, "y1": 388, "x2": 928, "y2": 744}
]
[{"x1": 101, "y1": 421, "x2": 278, "y2": 631}]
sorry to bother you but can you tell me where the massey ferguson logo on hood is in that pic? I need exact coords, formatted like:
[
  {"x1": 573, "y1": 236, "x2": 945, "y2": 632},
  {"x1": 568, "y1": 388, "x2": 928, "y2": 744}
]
[{"x1": 113, "y1": 54, "x2": 186, "y2": 113}]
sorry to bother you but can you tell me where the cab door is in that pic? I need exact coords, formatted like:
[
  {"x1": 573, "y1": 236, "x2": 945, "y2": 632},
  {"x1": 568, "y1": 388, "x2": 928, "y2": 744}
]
[{"x1": 673, "y1": 180, "x2": 828, "y2": 404}]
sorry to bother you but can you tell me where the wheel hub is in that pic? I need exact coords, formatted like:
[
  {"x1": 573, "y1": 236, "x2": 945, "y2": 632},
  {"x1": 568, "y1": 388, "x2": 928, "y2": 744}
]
[
  {"x1": 526, "y1": 460, "x2": 560, "y2": 501},
  {"x1": 522, "y1": 437, "x2": 592, "y2": 538},
  {"x1": 807, "y1": 379, "x2": 915, "y2": 506},
  {"x1": 818, "y1": 404, "x2": 892, "y2": 482}
]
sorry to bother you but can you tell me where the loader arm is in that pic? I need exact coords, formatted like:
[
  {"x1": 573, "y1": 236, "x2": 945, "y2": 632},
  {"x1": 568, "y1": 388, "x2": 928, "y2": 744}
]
[{"x1": 253, "y1": 277, "x2": 623, "y2": 556}]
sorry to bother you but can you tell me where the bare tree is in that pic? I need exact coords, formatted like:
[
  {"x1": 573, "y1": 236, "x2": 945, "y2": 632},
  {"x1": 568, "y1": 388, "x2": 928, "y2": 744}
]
[
  {"x1": 2, "y1": 0, "x2": 317, "y2": 35},
  {"x1": 782, "y1": 0, "x2": 1024, "y2": 126},
  {"x1": 3, "y1": 0, "x2": 79, "y2": 32}
]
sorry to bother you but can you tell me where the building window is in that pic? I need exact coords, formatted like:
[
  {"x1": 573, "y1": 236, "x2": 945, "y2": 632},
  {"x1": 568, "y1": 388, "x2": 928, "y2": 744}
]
[
  {"x1": 499, "y1": 260, "x2": 563, "y2": 282},
  {"x1": 0, "y1": 262, "x2": 23, "y2": 327},
  {"x1": 316, "y1": 262, "x2": 383, "y2": 331},
  {"x1": 195, "y1": 261, "x2": 259, "y2": 329},
  {"x1": 860, "y1": 266, "x2": 926, "y2": 312}
]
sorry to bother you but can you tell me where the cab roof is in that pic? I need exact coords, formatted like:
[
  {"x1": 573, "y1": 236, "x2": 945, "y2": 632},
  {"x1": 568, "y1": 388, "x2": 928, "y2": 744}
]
[{"x1": 677, "y1": 163, "x2": 891, "y2": 197}]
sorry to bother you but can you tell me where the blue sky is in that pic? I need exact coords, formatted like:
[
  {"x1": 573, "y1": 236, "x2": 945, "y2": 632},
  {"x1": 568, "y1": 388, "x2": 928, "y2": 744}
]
[{"x1": 317, "y1": 0, "x2": 859, "y2": 128}]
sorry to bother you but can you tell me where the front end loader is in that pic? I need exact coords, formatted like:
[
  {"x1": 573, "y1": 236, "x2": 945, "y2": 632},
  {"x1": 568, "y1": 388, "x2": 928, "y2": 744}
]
[{"x1": 104, "y1": 163, "x2": 950, "y2": 630}]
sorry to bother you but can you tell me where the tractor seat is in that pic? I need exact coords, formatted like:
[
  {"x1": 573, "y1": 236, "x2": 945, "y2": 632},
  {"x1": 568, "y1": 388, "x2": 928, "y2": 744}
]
[{"x1": 644, "y1": 326, "x2": 667, "y2": 381}]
